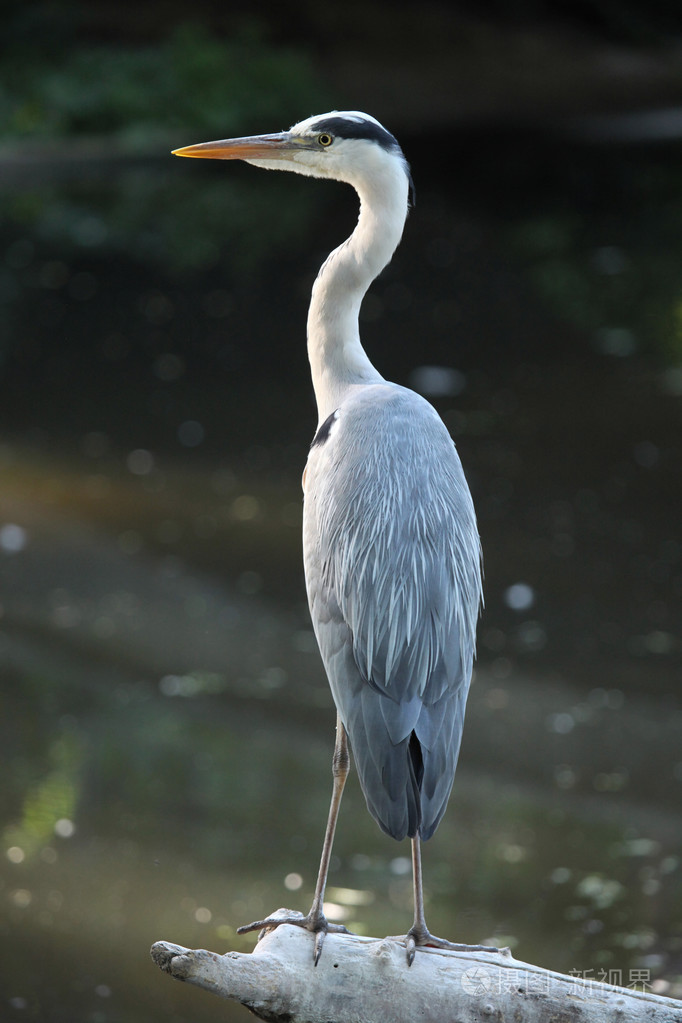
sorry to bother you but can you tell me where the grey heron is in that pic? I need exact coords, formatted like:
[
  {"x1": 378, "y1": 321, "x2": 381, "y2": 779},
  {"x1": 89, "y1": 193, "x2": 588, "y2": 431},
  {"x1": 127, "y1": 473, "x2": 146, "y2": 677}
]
[{"x1": 173, "y1": 111, "x2": 494, "y2": 966}]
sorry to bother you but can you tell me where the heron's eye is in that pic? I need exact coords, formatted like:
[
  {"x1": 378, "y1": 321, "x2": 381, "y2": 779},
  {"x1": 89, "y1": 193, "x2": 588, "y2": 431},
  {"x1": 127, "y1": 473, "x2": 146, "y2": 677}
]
[{"x1": 317, "y1": 133, "x2": 333, "y2": 147}]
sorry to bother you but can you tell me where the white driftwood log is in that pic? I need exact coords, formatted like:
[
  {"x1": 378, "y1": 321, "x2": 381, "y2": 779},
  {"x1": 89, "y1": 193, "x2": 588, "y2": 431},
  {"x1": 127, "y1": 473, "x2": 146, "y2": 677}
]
[{"x1": 150, "y1": 916, "x2": 682, "y2": 1023}]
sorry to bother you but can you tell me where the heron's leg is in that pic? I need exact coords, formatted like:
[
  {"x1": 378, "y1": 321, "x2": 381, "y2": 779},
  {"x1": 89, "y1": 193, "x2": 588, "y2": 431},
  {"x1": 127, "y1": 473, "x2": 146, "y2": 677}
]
[
  {"x1": 404, "y1": 836, "x2": 502, "y2": 966},
  {"x1": 307, "y1": 711, "x2": 349, "y2": 927},
  {"x1": 237, "y1": 713, "x2": 351, "y2": 964}
]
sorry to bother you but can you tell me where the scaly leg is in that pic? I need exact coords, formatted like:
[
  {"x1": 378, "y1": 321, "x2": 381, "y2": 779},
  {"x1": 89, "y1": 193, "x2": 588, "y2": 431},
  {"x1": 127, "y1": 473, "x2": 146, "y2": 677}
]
[
  {"x1": 404, "y1": 836, "x2": 501, "y2": 966},
  {"x1": 237, "y1": 713, "x2": 351, "y2": 964}
]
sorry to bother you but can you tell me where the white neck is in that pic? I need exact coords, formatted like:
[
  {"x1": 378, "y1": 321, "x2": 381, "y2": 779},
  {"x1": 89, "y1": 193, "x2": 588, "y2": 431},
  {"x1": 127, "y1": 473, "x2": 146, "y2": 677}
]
[{"x1": 307, "y1": 163, "x2": 409, "y2": 422}]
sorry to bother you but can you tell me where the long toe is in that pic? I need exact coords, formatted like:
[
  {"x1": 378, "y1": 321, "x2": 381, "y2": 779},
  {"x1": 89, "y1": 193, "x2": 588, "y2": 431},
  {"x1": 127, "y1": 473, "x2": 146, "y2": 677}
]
[
  {"x1": 237, "y1": 907, "x2": 351, "y2": 964},
  {"x1": 237, "y1": 908, "x2": 306, "y2": 937},
  {"x1": 403, "y1": 925, "x2": 504, "y2": 965}
]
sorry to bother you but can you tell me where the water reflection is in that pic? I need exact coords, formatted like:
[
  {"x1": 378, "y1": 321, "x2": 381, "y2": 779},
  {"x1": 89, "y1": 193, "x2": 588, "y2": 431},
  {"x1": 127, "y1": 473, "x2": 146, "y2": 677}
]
[{"x1": 1, "y1": 125, "x2": 681, "y2": 1020}]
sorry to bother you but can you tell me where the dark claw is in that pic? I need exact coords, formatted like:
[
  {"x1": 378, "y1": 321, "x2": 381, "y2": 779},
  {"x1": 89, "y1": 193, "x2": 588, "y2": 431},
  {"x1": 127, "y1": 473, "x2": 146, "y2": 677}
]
[
  {"x1": 405, "y1": 934, "x2": 416, "y2": 967},
  {"x1": 313, "y1": 928, "x2": 326, "y2": 966}
]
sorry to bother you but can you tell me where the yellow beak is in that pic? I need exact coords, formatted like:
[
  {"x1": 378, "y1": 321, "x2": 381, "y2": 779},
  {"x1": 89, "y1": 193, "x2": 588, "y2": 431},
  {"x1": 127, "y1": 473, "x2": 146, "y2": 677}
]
[{"x1": 172, "y1": 132, "x2": 294, "y2": 160}]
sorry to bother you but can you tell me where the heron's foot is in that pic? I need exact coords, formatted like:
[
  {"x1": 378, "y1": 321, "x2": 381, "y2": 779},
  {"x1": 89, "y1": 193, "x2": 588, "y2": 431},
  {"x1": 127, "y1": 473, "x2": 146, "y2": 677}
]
[
  {"x1": 237, "y1": 906, "x2": 351, "y2": 965},
  {"x1": 401, "y1": 923, "x2": 506, "y2": 967}
]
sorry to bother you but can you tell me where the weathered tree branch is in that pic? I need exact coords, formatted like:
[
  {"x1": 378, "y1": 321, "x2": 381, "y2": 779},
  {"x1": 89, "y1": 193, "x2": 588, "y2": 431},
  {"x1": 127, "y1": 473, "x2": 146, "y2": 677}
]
[{"x1": 150, "y1": 915, "x2": 682, "y2": 1022}]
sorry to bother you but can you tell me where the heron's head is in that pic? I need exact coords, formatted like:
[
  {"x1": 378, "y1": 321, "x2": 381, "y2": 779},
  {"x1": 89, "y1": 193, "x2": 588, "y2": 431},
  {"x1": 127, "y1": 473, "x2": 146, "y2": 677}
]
[{"x1": 173, "y1": 111, "x2": 413, "y2": 201}]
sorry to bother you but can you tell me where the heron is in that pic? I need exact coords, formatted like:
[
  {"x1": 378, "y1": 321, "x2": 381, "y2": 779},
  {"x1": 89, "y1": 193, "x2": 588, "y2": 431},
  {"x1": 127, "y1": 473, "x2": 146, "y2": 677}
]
[{"x1": 173, "y1": 111, "x2": 494, "y2": 966}]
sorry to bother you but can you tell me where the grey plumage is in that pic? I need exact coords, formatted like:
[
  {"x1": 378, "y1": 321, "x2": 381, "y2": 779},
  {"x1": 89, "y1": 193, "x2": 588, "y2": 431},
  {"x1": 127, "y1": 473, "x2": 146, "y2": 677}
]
[
  {"x1": 174, "y1": 109, "x2": 490, "y2": 963},
  {"x1": 304, "y1": 382, "x2": 482, "y2": 841}
]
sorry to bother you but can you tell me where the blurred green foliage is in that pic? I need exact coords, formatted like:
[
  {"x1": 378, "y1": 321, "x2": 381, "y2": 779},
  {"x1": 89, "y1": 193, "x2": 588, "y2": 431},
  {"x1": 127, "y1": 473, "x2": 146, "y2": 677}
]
[
  {"x1": 2, "y1": 170, "x2": 327, "y2": 273},
  {"x1": 3, "y1": 13, "x2": 682, "y2": 361},
  {"x1": 503, "y1": 156, "x2": 682, "y2": 365},
  {"x1": 0, "y1": 22, "x2": 334, "y2": 272},
  {"x1": 3, "y1": 644, "x2": 680, "y2": 981},
  {"x1": 4, "y1": 732, "x2": 82, "y2": 858},
  {"x1": 1, "y1": 22, "x2": 328, "y2": 144}
]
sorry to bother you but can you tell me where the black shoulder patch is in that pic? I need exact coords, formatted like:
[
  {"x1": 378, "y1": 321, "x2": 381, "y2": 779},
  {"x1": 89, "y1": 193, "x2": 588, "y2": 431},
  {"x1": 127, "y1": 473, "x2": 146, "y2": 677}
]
[
  {"x1": 311, "y1": 410, "x2": 338, "y2": 448},
  {"x1": 309, "y1": 116, "x2": 400, "y2": 153}
]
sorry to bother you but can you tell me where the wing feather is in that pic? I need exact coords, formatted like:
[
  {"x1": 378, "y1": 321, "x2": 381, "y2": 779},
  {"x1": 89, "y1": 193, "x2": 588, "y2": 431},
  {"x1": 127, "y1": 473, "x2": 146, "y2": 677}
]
[{"x1": 304, "y1": 384, "x2": 482, "y2": 840}]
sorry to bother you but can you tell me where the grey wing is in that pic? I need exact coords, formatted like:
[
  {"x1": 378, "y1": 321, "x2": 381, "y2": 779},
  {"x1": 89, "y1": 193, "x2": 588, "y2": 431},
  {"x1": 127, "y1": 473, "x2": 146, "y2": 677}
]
[{"x1": 303, "y1": 386, "x2": 482, "y2": 841}]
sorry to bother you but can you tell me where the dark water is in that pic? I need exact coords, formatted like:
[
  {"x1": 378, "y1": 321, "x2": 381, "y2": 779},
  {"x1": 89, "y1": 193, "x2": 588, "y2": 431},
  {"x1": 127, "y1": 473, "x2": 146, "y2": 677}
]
[{"x1": 0, "y1": 124, "x2": 681, "y2": 1019}]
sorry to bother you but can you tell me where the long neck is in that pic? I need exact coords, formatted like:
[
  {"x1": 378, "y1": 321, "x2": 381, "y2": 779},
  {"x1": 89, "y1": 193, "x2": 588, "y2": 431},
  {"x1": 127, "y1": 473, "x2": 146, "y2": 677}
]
[{"x1": 307, "y1": 166, "x2": 409, "y2": 422}]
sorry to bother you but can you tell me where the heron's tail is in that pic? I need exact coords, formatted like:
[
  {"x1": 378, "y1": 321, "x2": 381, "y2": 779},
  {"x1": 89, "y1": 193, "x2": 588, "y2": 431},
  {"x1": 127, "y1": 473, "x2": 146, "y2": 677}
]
[{"x1": 345, "y1": 687, "x2": 466, "y2": 842}]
